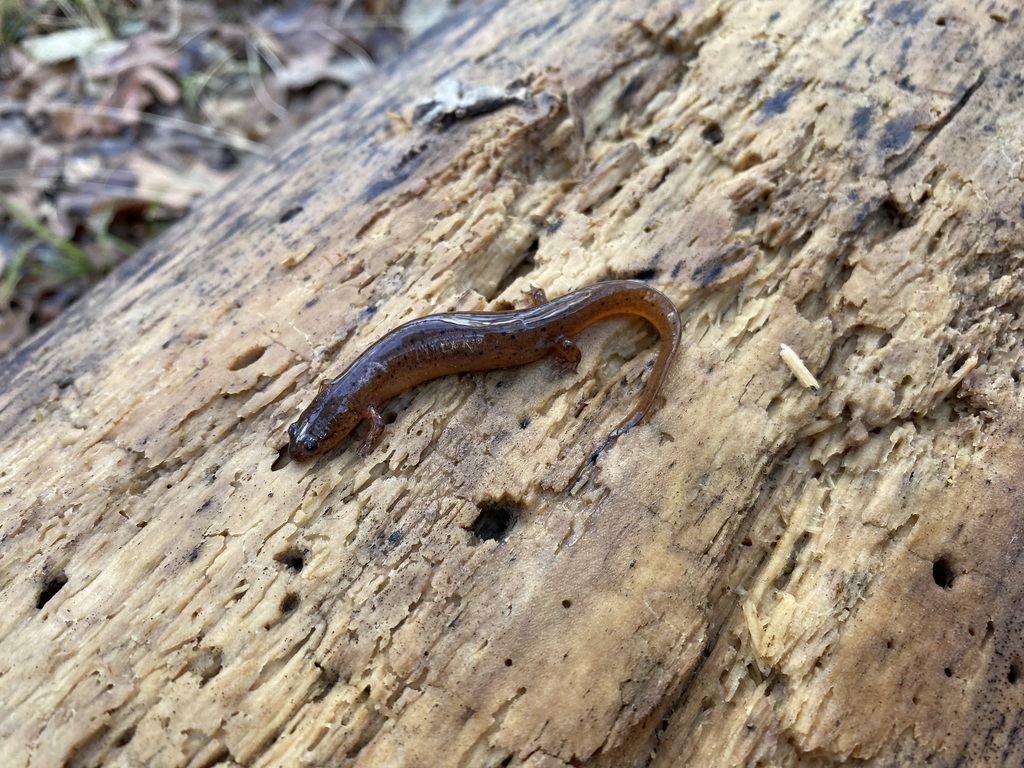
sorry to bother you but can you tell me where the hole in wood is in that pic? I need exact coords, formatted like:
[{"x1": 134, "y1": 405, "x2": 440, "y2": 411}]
[
  {"x1": 271, "y1": 443, "x2": 291, "y2": 471},
  {"x1": 228, "y1": 345, "x2": 266, "y2": 371},
  {"x1": 932, "y1": 556, "x2": 956, "y2": 589},
  {"x1": 1009, "y1": 657, "x2": 1021, "y2": 685},
  {"x1": 274, "y1": 548, "x2": 306, "y2": 572},
  {"x1": 280, "y1": 592, "x2": 300, "y2": 614},
  {"x1": 470, "y1": 500, "x2": 520, "y2": 542},
  {"x1": 702, "y1": 123, "x2": 724, "y2": 145},
  {"x1": 37, "y1": 574, "x2": 67, "y2": 609},
  {"x1": 878, "y1": 197, "x2": 912, "y2": 231},
  {"x1": 278, "y1": 206, "x2": 303, "y2": 223},
  {"x1": 114, "y1": 726, "x2": 136, "y2": 748}
]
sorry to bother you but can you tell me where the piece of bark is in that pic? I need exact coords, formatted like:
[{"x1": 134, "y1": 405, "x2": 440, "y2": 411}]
[{"x1": 2, "y1": 0, "x2": 1023, "y2": 766}]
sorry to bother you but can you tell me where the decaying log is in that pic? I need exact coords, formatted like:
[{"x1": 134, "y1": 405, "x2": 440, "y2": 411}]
[{"x1": 2, "y1": 0, "x2": 1023, "y2": 765}]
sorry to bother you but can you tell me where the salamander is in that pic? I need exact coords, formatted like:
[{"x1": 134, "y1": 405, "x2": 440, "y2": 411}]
[{"x1": 287, "y1": 280, "x2": 681, "y2": 460}]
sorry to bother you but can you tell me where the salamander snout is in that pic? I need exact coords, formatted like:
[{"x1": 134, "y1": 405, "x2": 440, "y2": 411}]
[{"x1": 287, "y1": 421, "x2": 320, "y2": 461}]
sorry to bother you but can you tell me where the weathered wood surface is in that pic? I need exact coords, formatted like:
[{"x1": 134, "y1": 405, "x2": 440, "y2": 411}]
[{"x1": 2, "y1": 0, "x2": 1023, "y2": 765}]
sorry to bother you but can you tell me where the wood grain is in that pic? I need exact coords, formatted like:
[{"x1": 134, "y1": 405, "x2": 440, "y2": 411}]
[{"x1": 2, "y1": 0, "x2": 1022, "y2": 765}]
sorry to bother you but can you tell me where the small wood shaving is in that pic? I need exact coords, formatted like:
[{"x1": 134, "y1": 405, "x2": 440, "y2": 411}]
[
  {"x1": 280, "y1": 243, "x2": 314, "y2": 268},
  {"x1": 780, "y1": 343, "x2": 820, "y2": 391}
]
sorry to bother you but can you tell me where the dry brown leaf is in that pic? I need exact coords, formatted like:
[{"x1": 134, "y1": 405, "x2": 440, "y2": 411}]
[
  {"x1": 72, "y1": 32, "x2": 184, "y2": 136},
  {"x1": 82, "y1": 31, "x2": 180, "y2": 80},
  {"x1": 126, "y1": 155, "x2": 230, "y2": 209},
  {"x1": 52, "y1": 154, "x2": 229, "y2": 236},
  {"x1": 255, "y1": 3, "x2": 378, "y2": 92}
]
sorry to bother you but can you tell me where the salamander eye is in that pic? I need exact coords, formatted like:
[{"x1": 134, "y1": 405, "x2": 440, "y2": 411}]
[
  {"x1": 302, "y1": 437, "x2": 319, "y2": 454},
  {"x1": 288, "y1": 423, "x2": 297, "y2": 438}
]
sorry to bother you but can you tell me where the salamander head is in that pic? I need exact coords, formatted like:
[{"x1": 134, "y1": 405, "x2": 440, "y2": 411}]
[
  {"x1": 287, "y1": 420, "x2": 322, "y2": 461},
  {"x1": 287, "y1": 391, "x2": 365, "y2": 461}
]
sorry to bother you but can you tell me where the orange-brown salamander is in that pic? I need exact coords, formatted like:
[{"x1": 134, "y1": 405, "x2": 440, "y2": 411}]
[{"x1": 287, "y1": 280, "x2": 681, "y2": 460}]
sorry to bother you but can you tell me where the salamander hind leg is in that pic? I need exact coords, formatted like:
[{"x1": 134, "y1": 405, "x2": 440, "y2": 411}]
[
  {"x1": 358, "y1": 404, "x2": 386, "y2": 457},
  {"x1": 551, "y1": 336, "x2": 581, "y2": 375}
]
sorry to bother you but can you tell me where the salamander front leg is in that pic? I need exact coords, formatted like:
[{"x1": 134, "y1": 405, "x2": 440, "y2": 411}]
[
  {"x1": 359, "y1": 404, "x2": 386, "y2": 457},
  {"x1": 551, "y1": 336, "x2": 581, "y2": 375},
  {"x1": 520, "y1": 285, "x2": 548, "y2": 307}
]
